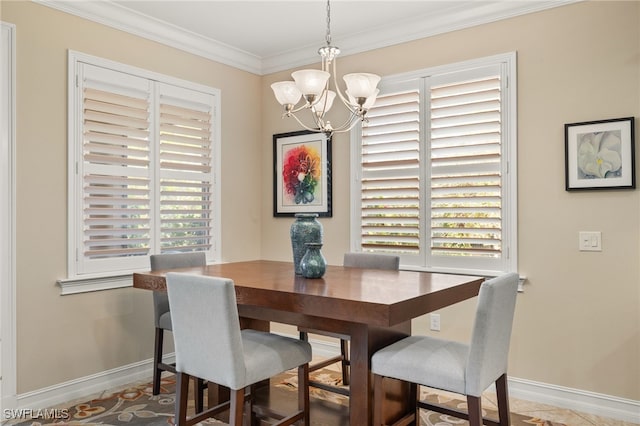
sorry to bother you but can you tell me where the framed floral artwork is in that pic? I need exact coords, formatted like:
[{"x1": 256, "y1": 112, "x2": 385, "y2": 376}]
[
  {"x1": 565, "y1": 117, "x2": 635, "y2": 191},
  {"x1": 273, "y1": 130, "x2": 332, "y2": 217}
]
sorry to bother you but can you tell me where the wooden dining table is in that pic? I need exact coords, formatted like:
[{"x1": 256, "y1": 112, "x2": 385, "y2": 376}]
[{"x1": 133, "y1": 260, "x2": 484, "y2": 426}]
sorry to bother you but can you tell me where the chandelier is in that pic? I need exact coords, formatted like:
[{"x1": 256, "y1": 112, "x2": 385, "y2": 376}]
[{"x1": 271, "y1": 0, "x2": 381, "y2": 135}]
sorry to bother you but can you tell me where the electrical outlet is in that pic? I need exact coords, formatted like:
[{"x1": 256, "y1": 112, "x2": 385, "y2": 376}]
[{"x1": 430, "y1": 313, "x2": 441, "y2": 331}]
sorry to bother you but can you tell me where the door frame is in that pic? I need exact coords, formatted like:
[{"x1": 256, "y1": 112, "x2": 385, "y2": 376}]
[{"x1": 1, "y1": 21, "x2": 17, "y2": 410}]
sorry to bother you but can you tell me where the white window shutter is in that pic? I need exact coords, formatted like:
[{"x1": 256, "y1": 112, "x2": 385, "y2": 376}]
[
  {"x1": 360, "y1": 87, "x2": 421, "y2": 254},
  {"x1": 157, "y1": 83, "x2": 214, "y2": 253},
  {"x1": 353, "y1": 55, "x2": 516, "y2": 275},
  {"x1": 78, "y1": 64, "x2": 152, "y2": 274},
  {"x1": 67, "y1": 52, "x2": 221, "y2": 288},
  {"x1": 429, "y1": 69, "x2": 503, "y2": 261}
]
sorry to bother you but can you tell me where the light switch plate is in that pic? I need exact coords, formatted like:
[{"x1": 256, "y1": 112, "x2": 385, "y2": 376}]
[{"x1": 579, "y1": 231, "x2": 602, "y2": 251}]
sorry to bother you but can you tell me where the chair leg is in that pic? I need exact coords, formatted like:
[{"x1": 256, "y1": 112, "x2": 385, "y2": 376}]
[
  {"x1": 195, "y1": 378, "x2": 205, "y2": 413},
  {"x1": 152, "y1": 327, "x2": 164, "y2": 395},
  {"x1": 410, "y1": 383, "x2": 418, "y2": 424},
  {"x1": 174, "y1": 372, "x2": 191, "y2": 426},
  {"x1": 466, "y1": 395, "x2": 483, "y2": 426},
  {"x1": 496, "y1": 374, "x2": 511, "y2": 426},
  {"x1": 298, "y1": 363, "x2": 310, "y2": 425},
  {"x1": 340, "y1": 339, "x2": 350, "y2": 385},
  {"x1": 247, "y1": 385, "x2": 257, "y2": 426},
  {"x1": 229, "y1": 388, "x2": 245, "y2": 426}
]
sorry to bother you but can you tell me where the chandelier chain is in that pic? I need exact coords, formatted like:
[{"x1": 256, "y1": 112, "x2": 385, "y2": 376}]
[{"x1": 325, "y1": 0, "x2": 332, "y2": 46}]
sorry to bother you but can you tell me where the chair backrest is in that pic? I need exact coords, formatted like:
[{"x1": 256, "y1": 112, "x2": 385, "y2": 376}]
[
  {"x1": 150, "y1": 252, "x2": 206, "y2": 326},
  {"x1": 150, "y1": 252, "x2": 206, "y2": 270},
  {"x1": 343, "y1": 252, "x2": 400, "y2": 270},
  {"x1": 166, "y1": 273, "x2": 246, "y2": 389},
  {"x1": 465, "y1": 272, "x2": 519, "y2": 396}
]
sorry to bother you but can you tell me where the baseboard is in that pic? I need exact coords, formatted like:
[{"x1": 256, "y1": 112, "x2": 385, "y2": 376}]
[
  {"x1": 508, "y1": 376, "x2": 640, "y2": 424},
  {"x1": 13, "y1": 354, "x2": 174, "y2": 412},
  {"x1": 9, "y1": 339, "x2": 640, "y2": 425}
]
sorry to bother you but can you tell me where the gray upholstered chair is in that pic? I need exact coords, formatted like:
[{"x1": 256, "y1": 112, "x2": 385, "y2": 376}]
[
  {"x1": 300, "y1": 252, "x2": 400, "y2": 394},
  {"x1": 371, "y1": 272, "x2": 519, "y2": 426},
  {"x1": 166, "y1": 273, "x2": 312, "y2": 426},
  {"x1": 149, "y1": 252, "x2": 206, "y2": 399}
]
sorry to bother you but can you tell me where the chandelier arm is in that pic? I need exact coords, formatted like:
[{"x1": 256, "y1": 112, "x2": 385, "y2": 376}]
[
  {"x1": 326, "y1": 109, "x2": 362, "y2": 133},
  {"x1": 288, "y1": 110, "x2": 327, "y2": 133},
  {"x1": 289, "y1": 103, "x2": 312, "y2": 115},
  {"x1": 329, "y1": 56, "x2": 359, "y2": 110}
]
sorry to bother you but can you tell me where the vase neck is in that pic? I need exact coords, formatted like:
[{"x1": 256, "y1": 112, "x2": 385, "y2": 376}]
[{"x1": 295, "y1": 213, "x2": 318, "y2": 220}]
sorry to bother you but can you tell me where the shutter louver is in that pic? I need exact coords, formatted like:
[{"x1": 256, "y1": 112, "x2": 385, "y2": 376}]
[
  {"x1": 159, "y1": 89, "x2": 214, "y2": 253},
  {"x1": 430, "y1": 75, "x2": 502, "y2": 258},
  {"x1": 82, "y1": 77, "x2": 151, "y2": 260},
  {"x1": 361, "y1": 90, "x2": 421, "y2": 253}
]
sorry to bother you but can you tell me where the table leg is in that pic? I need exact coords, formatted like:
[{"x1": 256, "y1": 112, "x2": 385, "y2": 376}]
[{"x1": 348, "y1": 321, "x2": 412, "y2": 426}]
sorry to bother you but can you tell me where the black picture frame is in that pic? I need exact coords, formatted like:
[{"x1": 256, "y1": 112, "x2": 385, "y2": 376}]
[
  {"x1": 273, "y1": 130, "x2": 332, "y2": 217},
  {"x1": 565, "y1": 117, "x2": 635, "y2": 191}
]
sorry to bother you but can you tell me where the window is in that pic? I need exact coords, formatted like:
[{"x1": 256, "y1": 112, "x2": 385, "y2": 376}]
[
  {"x1": 64, "y1": 51, "x2": 220, "y2": 292},
  {"x1": 350, "y1": 53, "x2": 517, "y2": 276}
]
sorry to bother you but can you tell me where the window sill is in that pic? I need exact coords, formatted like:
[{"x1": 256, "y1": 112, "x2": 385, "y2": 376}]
[{"x1": 57, "y1": 274, "x2": 133, "y2": 295}]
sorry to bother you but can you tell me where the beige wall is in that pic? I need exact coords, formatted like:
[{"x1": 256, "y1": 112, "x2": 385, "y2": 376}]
[
  {"x1": 262, "y1": 1, "x2": 640, "y2": 400},
  {"x1": 2, "y1": 1, "x2": 262, "y2": 393},
  {"x1": 2, "y1": 0, "x2": 639, "y2": 403}
]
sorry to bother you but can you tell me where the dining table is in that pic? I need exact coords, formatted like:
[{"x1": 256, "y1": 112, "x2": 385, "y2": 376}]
[{"x1": 133, "y1": 259, "x2": 484, "y2": 426}]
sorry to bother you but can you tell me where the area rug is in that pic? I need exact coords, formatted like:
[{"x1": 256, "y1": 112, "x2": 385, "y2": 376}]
[{"x1": 11, "y1": 369, "x2": 565, "y2": 426}]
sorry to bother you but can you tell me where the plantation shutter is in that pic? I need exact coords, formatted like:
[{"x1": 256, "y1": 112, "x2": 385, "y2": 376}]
[
  {"x1": 428, "y1": 65, "x2": 503, "y2": 262},
  {"x1": 157, "y1": 84, "x2": 214, "y2": 253},
  {"x1": 78, "y1": 64, "x2": 151, "y2": 274},
  {"x1": 354, "y1": 56, "x2": 515, "y2": 274},
  {"x1": 68, "y1": 52, "x2": 221, "y2": 288},
  {"x1": 360, "y1": 84, "x2": 421, "y2": 254}
]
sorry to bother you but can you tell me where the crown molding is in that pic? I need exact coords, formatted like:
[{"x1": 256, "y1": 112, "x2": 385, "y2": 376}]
[
  {"x1": 34, "y1": 0, "x2": 264, "y2": 74},
  {"x1": 261, "y1": 1, "x2": 578, "y2": 74},
  {"x1": 35, "y1": 0, "x2": 578, "y2": 76}
]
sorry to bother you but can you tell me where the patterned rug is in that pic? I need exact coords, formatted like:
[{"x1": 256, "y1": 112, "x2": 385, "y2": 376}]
[{"x1": 12, "y1": 369, "x2": 565, "y2": 425}]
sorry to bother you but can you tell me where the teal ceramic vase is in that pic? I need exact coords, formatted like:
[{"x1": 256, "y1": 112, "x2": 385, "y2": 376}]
[
  {"x1": 290, "y1": 213, "x2": 323, "y2": 275},
  {"x1": 300, "y1": 243, "x2": 326, "y2": 279}
]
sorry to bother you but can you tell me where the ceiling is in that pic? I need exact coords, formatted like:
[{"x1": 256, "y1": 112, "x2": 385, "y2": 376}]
[{"x1": 39, "y1": 0, "x2": 576, "y2": 75}]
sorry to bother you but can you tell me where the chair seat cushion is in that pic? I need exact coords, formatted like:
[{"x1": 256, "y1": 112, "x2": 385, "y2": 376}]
[
  {"x1": 371, "y1": 335, "x2": 469, "y2": 395},
  {"x1": 240, "y1": 329, "x2": 312, "y2": 388},
  {"x1": 158, "y1": 312, "x2": 172, "y2": 331}
]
